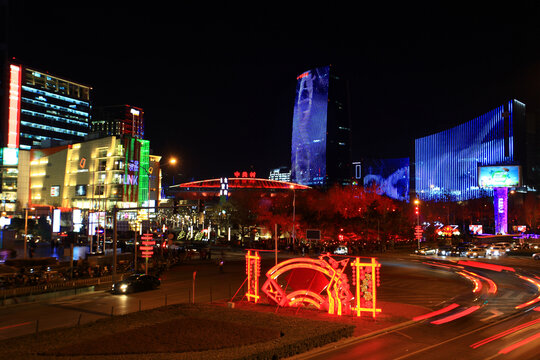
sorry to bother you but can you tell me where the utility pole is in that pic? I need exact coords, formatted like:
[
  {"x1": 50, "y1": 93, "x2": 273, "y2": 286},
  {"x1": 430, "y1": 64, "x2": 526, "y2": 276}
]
[{"x1": 112, "y1": 205, "x2": 118, "y2": 284}]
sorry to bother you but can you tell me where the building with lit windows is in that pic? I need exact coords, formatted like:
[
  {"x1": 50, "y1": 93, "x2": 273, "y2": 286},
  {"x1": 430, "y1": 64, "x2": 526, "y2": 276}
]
[
  {"x1": 91, "y1": 105, "x2": 144, "y2": 139},
  {"x1": 3, "y1": 63, "x2": 91, "y2": 150},
  {"x1": 268, "y1": 167, "x2": 291, "y2": 182},
  {"x1": 28, "y1": 135, "x2": 151, "y2": 211},
  {"x1": 414, "y1": 99, "x2": 539, "y2": 201},
  {"x1": 291, "y1": 65, "x2": 352, "y2": 187},
  {"x1": 0, "y1": 62, "x2": 92, "y2": 213}
]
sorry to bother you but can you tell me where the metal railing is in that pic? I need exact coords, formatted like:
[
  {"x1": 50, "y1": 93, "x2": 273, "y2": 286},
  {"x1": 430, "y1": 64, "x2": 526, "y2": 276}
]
[{"x1": 0, "y1": 273, "x2": 128, "y2": 300}]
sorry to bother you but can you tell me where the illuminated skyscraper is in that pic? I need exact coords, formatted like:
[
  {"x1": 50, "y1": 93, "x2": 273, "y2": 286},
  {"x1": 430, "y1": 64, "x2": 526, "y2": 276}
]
[
  {"x1": 290, "y1": 65, "x2": 352, "y2": 187},
  {"x1": 3, "y1": 62, "x2": 91, "y2": 150}
]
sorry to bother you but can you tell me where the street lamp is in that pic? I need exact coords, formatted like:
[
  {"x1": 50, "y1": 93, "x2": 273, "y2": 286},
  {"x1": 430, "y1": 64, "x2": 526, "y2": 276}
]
[
  {"x1": 290, "y1": 184, "x2": 296, "y2": 247},
  {"x1": 414, "y1": 199, "x2": 420, "y2": 249},
  {"x1": 23, "y1": 207, "x2": 35, "y2": 259},
  {"x1": 160, "y1": 157, "x2": 179, "y2": 187}
]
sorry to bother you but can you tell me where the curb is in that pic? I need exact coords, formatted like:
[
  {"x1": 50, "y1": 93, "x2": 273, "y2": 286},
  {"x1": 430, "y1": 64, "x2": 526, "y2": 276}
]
[{"x1": 288, "y1": 319, "x2": 417, "y2": 359}]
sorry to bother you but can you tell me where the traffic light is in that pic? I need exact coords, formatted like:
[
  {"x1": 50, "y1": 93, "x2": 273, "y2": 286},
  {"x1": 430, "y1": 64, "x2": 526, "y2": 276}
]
[{"x1": 415, "y1": 206, "x2": 419, "y2": 215}]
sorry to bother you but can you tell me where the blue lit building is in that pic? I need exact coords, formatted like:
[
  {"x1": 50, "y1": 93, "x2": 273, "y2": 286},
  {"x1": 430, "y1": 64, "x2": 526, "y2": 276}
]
[
  {"x1": 0, "y1": 62, "x2": 91, "y2": 213},
  {"x1": 12, "y1": 64, "x2": 92, "y2": 149},
  {"x1": 414, "y1": 99, "x2": 537, "y2": 201},
  {"x1": 291, "y1": 65, "x2": 352, "y2": 187},
  {"x1": 361, "y1": 157, "x2": 410, "y2": 202}
]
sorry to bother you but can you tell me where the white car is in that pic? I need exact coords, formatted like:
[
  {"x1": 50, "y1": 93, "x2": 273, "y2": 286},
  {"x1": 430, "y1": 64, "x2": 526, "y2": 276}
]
[
  {"x1": 334, "y1": 246, "x2": 348, "y2": 255},
  {"x1": 466, "y1": 247, "x2": 486, "y2": 258},
  {"x1": 486, "y1": 246, "x2": 505, "y2": 256}
]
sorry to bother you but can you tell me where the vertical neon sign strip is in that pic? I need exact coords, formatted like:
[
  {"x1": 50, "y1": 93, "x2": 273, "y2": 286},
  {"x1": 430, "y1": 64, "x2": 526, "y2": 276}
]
[
  {"x1": 351, "y1": 257, "x2": 382, "y2": 318},
  {"x1": 245, "y1": 250, "x2": 261, "y2": 303},
  {"x1": 138, "y1": 139, "x2": 150, "y2": 204},
  {"x1": 8, "y1": 65, "x2": 21, "y2": 148}
]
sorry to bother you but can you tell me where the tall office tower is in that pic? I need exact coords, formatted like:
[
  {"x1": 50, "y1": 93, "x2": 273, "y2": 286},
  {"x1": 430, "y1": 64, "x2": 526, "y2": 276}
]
[
  {"x1": 92, "y1": 105, "x2": 144, "y2": 139},
  {"x1": 291, "y1": 65, "x2": 352, "y2": 187},
  {"x1": 3, "y1": 63, "x2": 91, "y2": 150}
]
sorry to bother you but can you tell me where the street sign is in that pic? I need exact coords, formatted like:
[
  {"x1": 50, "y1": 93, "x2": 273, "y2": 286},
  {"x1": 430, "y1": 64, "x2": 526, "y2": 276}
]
[
  {"x1": 306, "y1": 229, "x2": 321, "y2": 241},
  {"x1": 414, "y1": 226, "x2": 423, "y2": 240},
  {"x1": 141, "y1": 233, "x2": 155, "y2": 258}
]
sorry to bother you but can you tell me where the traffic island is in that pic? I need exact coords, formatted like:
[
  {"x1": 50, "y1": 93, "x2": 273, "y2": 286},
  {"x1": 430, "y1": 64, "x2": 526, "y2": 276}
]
[{"x1": 0, "y1": 303, "x2": 354, "y2": 360}]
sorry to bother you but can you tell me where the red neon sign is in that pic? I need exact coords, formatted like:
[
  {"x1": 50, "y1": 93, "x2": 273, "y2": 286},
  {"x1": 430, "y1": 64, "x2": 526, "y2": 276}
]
[
  {"x1": 7, "y1": 64, "x2": 21, "y2": 148},
  {"x1": 140, "y1": 233, "x2": 155, "y2": 258},
  {"x1": 245, "y1": 250, "x2": 261, "y2": 303}
]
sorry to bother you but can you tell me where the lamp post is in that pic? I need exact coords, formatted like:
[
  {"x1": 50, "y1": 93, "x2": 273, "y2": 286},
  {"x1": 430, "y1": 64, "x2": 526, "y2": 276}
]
[
  {"x1": 290, "y1": 185, "x2": 296, "y2": 247},
  {"x1": 414, "y1": 199, "x2": 420, "y2": 249},
  {"x1": 23, "y1": 207, "x2": 35, "y2": 259}
]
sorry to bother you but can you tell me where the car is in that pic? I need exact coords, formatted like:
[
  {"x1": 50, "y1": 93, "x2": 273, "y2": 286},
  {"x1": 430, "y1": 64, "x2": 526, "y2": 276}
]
[
  {"x1": 437, "y1": 246, "x2": 456, "y2": 256},
  {"x1": 457, "y1": 245, "x2": 474, "y2": 257},
  {"x1": 494, "y1": 242, "x2": 512, "y2": 252},
  {"x1": 486, "y1": 246, "x2": 505, "y2": 257},
  {"x1": 532, "y1": 253, "x2": 540, "y2": 260},
  {"x1": 415, "y1": 247, "x2": 437, "y2": 255},
  {"x1": 111, "y1": 274, "x2": 161, "y2": 294},
  {"x1": 466, "y1": 247, "x2": 486, "y2": 258},
  {"x1": 334, "y1": 246, "x2": 348, "y2": 255}
]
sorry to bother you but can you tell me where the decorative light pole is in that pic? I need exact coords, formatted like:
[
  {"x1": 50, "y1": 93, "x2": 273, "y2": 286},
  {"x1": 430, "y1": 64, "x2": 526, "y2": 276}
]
[
  {"x1": 290, "y1": 184, "x2": 296, "y2": 247},
  {"x1": 414, "y1": 199, "x2": 421, "y2": 249},
  {"x1": 23, "y1": 207, "x2": 35, "y2": 259}
]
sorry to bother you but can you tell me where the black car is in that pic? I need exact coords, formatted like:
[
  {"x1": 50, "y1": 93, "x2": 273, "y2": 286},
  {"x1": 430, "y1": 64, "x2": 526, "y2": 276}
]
[{"x1": 111, "y1": 274, "x2": 160, "y2": 294}]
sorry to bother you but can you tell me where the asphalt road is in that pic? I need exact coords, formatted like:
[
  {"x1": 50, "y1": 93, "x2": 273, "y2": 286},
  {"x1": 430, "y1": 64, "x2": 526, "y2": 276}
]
[
  {"x1": 1, "y1": 251, "x2": 539, "y2": 360},
  {"x1": 294, "y1": 254, "x2": 540, "y2": 360}
]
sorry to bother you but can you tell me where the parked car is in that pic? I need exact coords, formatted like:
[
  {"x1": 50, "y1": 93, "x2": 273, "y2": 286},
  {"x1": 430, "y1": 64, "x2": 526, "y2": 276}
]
[
  {"x1": 466, "y1": 247, "x2": 486, "y2": 258},
  {"x1": 532, "y1": 253, "x2": 540, "y2": 260},
  {"x1": 486, "y1": 246, "x2": 505, "y2": 257},
  {"x1": 111, "y1": 274, "x2": 160, "y2": 294}
]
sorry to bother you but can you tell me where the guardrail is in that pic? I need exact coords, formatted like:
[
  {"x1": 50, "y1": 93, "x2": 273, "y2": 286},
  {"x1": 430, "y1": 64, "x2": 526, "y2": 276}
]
[{"x1": 0, "y1": 273, "x2": 128, "y2": 301}]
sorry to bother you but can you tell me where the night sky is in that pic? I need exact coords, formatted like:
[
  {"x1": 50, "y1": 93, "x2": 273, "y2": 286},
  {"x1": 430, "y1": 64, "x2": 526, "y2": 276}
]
[{"x1": 5, "y1": 3, "x2": 540, "y2": 182}]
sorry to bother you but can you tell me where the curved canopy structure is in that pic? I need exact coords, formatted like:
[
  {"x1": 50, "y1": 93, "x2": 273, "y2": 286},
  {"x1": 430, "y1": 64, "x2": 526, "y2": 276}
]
[{"x1": 172, "y1": 178, "x2": 311, "y2": 190}]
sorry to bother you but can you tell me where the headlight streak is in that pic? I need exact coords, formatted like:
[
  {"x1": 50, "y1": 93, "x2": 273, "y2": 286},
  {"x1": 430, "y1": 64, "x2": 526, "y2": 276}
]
[
  {"x1": 498, "y1": 331, "x2": 540, "y2": 355},
  {"x1": 430, "y1": 305, "x2": 481, "y2": 325},
  {"x1": 470, "y1": 317, "x2": 540, "y2": 349},
  {"x1": 457, "y1": 260, "x2": 515, "y2": 273},
  {"x1": 413, "y1": 303, "x2": 460, "y2": 322},
  {"x1": 462, "y1": 270, "x2": 498, "y2": 295},
  {"x1": 515, "y1": 275, "x2": 540, "y2": 309},
  {"x1": 458, "y1": 271, "x2": 483, "y2": 293}
]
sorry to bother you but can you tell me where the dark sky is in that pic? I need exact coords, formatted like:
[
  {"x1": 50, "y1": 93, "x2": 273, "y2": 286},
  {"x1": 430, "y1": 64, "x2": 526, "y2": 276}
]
[{"x1": 5, "y1": 2, "x2": 540, "y2": 181}]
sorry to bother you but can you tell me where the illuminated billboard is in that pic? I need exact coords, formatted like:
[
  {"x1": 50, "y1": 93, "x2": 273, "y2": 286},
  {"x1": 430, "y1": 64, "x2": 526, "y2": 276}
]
[
  {"x1": 362, "y1": 158, "x2": 409, "y2": 201},
  {"x1": 478, "y1": 165, "x2": 521, "y2": 188},
  {"x1": 291, "y1": 66, "x2": 329, "y2": 186}
]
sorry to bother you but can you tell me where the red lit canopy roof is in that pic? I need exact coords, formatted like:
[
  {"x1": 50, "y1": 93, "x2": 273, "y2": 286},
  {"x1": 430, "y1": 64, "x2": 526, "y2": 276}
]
[{"x1": 172, "y1": 178, "x2": 311, "y2": 190}]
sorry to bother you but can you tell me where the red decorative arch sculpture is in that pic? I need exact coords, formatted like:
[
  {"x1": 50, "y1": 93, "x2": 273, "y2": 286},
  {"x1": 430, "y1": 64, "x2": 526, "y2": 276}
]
[{"x1": 245, "y1": 252, "x2": 381, "y2": 318}]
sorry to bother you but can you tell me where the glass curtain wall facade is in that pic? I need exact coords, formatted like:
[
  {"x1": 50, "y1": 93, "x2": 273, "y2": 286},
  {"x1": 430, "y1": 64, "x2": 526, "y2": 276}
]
[
  {"x1": 291, "y1": 65, "x2": 352, "y2": 187},
  {"x1": 17, "y1": 66, "x2": 91, "y2": 149},
  {"x1": 415, "y1": 99, "x2": 525, "y2": 201}
]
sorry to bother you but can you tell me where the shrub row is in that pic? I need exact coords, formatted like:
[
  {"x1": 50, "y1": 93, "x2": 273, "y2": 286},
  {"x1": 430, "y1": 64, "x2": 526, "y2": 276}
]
[{"x1": 0, "y1": 303, "x2": 355, "y2": 360}]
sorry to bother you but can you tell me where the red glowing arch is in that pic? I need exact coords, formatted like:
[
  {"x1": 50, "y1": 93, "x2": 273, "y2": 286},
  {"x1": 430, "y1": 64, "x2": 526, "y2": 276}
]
[{"x1": 261, "y1": 255, "x2": 354, "y2": 316}]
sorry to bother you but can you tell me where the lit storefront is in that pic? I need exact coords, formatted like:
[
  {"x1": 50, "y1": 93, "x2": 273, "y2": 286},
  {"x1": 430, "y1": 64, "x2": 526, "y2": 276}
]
[{"x1": 29, "y1": 135, "x2": 151, "y2": 211}]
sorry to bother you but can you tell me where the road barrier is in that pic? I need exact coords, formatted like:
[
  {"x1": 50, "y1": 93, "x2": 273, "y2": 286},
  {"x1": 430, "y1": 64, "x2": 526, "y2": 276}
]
[{"x1": 0, "y1": 273, "x2": 128, "y2": 305}]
